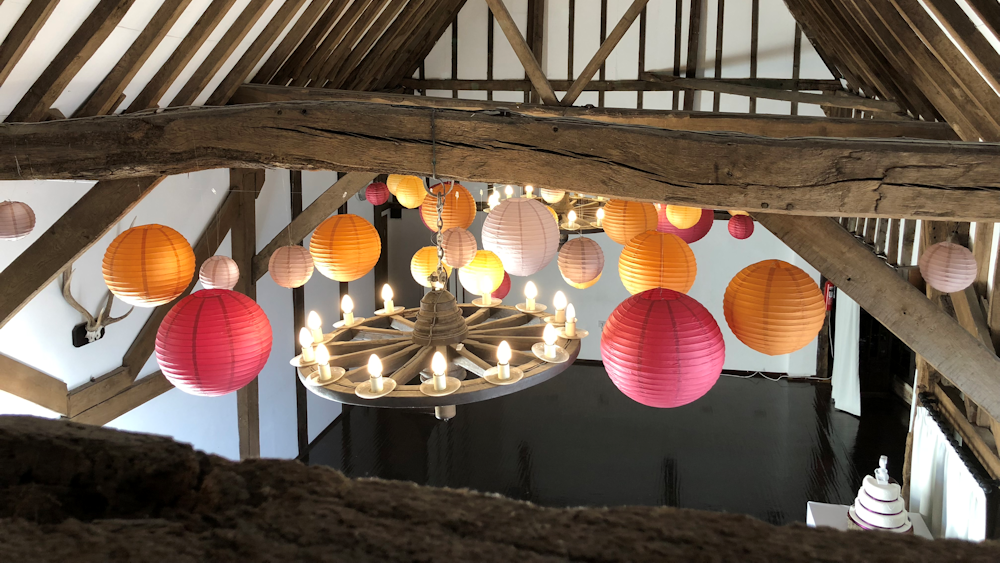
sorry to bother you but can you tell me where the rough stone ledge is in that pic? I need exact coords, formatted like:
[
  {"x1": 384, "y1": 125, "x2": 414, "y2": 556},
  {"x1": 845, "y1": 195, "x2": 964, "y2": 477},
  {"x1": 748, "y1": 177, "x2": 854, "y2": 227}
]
[{"x1": 1, "y1": 415, "x2": 998, "y2": 562}]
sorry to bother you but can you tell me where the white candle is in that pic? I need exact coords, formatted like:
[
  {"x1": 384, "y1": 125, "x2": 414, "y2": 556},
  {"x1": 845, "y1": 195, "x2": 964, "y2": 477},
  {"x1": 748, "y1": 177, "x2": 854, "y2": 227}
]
[
  {"x1": 505, "y1": 185, "x2": 513, "y2": 198},
  {"x1": 524, "y1": 281, "x2": 537, "y2": 311},
  {"x1": 381, "y1": 284, "x2": 394, "y2": 312},
  {"x1": 497, "y1": 341, "x2": 512, "y2": 380},
  {"x1": 553, "y1": 291, "x2": 567, "y2": 323},
  {"x1": 368, "y1": 354, "x2": 384, "y2": 392},
  {"x1": 298, "y1": 328, "x2": 315, "y2": 362},
  {"x1": 565, "y1": 303, "x2": 577, "y2": 337},
  {"x1": 543, "y1": 324, "x2": 558, "y2": 359},
  {"x1": 432, "y1": 351, "x2": 447, "y2": 391},
  {"x1": 341, "y1": 294, "x2": 354, "y2": 326},
  {"x1": 480, "y1": 274, "x2": 493, "y2": 304},
  {"x1": 307, "y1": 311, "x2": 324, "y2": 343},
  {"x1": 567, "y1": 210, "x2": 577, "y2": 228},
  {"x1": 595, "y1": 207, "x2": 604, "y2": 227},
  {"x1": 315, "y1": 344, "x2": 331, "y2": 380},
  {"x1": 525, "y1": 185, "x2": 534, "y2": 197}
]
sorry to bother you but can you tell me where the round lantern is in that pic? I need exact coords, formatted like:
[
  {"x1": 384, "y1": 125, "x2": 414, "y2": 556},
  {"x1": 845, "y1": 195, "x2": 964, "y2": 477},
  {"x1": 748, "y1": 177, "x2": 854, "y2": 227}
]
[
  {"x1": 411, "y1": 246, "x2": 452, "y2": 287},
  {"x1": 420, "y1": 183, "x2": 476, "y2": 231},
  {"x1": 601, "y1": 288, "x2": 725, "y2": 408},
  {"x1": 546, "y1": 205, "x2": 559, "y2": 225},
  {"x1": 729, "y1": 210, "x2": 749, "y2": 216},
  {"x1": 665, "y1": 205, "x2": 702, "y2": 229},
  {"x1": 102, "y1": 224, "x2": 195, "y2": 307},
  {"x1": 558, "y1": 236, "x2": 604, "y2": 289},
  {"x1": 392, "y1": 175, "x2": 426, "y2": 209},
  {"x1": 492, "y1": 271, "x2": 511, "y2": 299},
  {"x1": 386, "y1": 174, "x2": 408, "y2": 195},
  {"x1": 366, "y1": 182, "x2": 390, "y2": 205},
  {"x1": 728, "y1": 215, "x2": 754, "y2": 240},
  {"x1": 309, "y1": 214, "x2": 381, "y2": 281},
  {"x1": 602, "y1": 200, "x2": 658, "y2": 245},
  {"x1": 155, "y1": 289, "x2": 272, "y2": 397},
  {"x1": 657, "y1": 206, "x2": 713, "y2": 243},
  {"x1": 199, "y1": 256, "x2": 239, "y2": 290},
  {"x1": 724, "y1": 260, "x2": 826, "y2": 356},
  {"x1": 619, "y1": 231, "x2": 697, "y2": 295},
  {"x1": 458, "y1": 250, "x2": 505, "y2": 294},
  {"x1": 482, "y1": 198, "x2": 559, "y2": 276},
  {"x1": 0, "y1": 201, "x2": 35, "y2": 240},
  {"x1": 269, "y1": 245, "x2": 314, "y2": 288},
  {"x1": 441, "y1": 227, "x2": 477, "y2": 268},
  {"x1": 919, "y1": 242, "x2": 978, "y2": 293},
  {"x1": 541, "y1": 189, "x2": 565, "y2": 203}
]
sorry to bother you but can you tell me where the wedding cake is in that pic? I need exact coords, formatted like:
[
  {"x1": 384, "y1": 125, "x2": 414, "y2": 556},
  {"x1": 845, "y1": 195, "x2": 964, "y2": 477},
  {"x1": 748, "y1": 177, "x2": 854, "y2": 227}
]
[{"x1": 847, "y1": 456, "x2": 912, "y2": 533}]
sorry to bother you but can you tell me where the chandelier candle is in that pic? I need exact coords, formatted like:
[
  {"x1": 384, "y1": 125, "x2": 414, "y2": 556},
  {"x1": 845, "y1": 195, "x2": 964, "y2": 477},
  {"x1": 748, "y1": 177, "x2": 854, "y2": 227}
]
[
  {"x1": 497, "y1": 341, "x2": 512, "y2": 380},
  {"x1": 554, "y1": 291, "x2": 568, "y2": 323},
  {"x1": 298, "y1": 328, "x2": 315, "y2": 362},
  {"x1": 567, "y1": 210, "x2": 578, "y2": 229},
  {"x1": 543, "y1": 324, "x2": 558, "y2": 359},
  {"x1": 595, "y1": 207, "x2": 604, "y2": 227},
  {"x1": 307, "y1": 311, "x2": 324, "y2": 343},
  {"x1": 505, "y1": 185, "x2": 513, "y2": 199},
  {"x1": 526, "y1": 185, "x2": 534, "y2": 197},
  {"x1": 431, "y1": 351, "x2": 448, "y2": 391},
  {"x1": 480, "y1": 275, "x2": 493, "y2": 304},
  {"x1": 525, "y1": 282, "x2": 537, "y2": 311},
  {"x1": 315, "y1": 345, "x2": 332, "y2": 380},
  {"x1": 368, "y1": 355, "x2": 384, "y2": 393},
  {"x1": 342, "y1": 295, "x2": 355, "y2": 326},
  {"x1": 565, "y1": 304, "x2": 577, "y2": 337},
  {"x1": 381, "y1": 284, "x2": 394, "y2": 313}
]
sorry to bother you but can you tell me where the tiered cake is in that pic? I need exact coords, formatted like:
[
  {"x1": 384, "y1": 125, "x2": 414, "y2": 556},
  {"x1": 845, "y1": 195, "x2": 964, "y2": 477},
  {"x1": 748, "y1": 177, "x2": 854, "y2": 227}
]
[{"x1": 848, "y1": 456, "x2": 913, "y2": 533}]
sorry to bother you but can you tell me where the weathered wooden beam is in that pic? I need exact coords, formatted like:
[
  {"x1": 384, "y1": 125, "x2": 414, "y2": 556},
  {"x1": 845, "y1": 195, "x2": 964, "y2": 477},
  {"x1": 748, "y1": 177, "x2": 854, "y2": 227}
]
[
  {"x1": 561, "y1": 0, "x2": 649, "y2": 106},
  {"x1": 231, "y1": 169, "x2": 260, "y2": 460},
  {"x1": 754, "y1": 213, "x2": 1000, "y2": 422},
  {"x1": 233, "y1": 85, "x2": 956, "y2": 139},
  {"x1": 69, "y1": 371, "x2": 172, "y2": 426},
  {"x1": 0, "y1": 353, "x2": 68, "y2": 415},
  {"x1": 289, "y1": 170, "x2": 309, "y2": 456},
  {"x1": 401, "y1": 76, "x2": 845, "y2": 93},
  {"x1": 5, "y1": 100, "x2": 1000, "y2": 219},
  {"x1": 289, "y1": 0, "x2": 372, "y2": 88},
  {"x1": 0, "y1": 0, "x2": 60, "y2": 87},
  {"x1": 272, "y1": 0, "x2": 350, "y2": 84},
  {"x1": 380, "y1": 0, "x2": 467, "y2": 90},
  {"x1": 484, "y1": 0, "x2": 558, "y2": 105},
  {"x1": 253, "y1": 0, "x2": 336, "y2": 85},
  {"x1": 320, "y1": 0, "x2": 408, "y2": 88}
]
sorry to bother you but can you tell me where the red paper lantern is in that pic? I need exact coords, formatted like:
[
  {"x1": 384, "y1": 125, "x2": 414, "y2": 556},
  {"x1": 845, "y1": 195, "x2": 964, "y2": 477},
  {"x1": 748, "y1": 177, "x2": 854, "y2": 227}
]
[
  {"x1": 155, "y1": 289, "x2": 273, "y2": 397},
  {"x1": 657, "y1": 206, "x2": 713, "y2": 243},
  {"x1": 601, "y1": 288, "x2": 725, "y2": 408},
  {"x1": 366, "y1": 182, "x2": 390, "y2": 205},
  {"x1": 492, "y1": 271, "x2": 511, "y2": 299},
  {"x1": 728, "y1": 215, "x2": 754, "y2": 239}
]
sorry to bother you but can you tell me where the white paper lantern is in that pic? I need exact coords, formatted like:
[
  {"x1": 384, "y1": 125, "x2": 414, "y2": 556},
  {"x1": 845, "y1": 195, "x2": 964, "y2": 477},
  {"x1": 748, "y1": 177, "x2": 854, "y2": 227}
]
[
  {"x1": 540, "y1": 189, "x2": 565, "y2": 204},
  {"x1": 0, "y1": 201, "x2": 35, "y2": 241},
  {"x1": 269, "y1": 245, "x2": 314, "y2": 289},
  {"x1": 482, "y1": 198, "x2": 559, "y2": 276},
  {"x1": 558, "y1": 236, "x2": 604, "y2": 289},
  {"x1": 919, "y1": 242, "x2": 978, "y2": 293},
  {"x1": 442, "y1": 227, "x2": 477, "y2": 268},
  {"x1": 199, "y1": 255, "x2": 240, "y2": 290}
]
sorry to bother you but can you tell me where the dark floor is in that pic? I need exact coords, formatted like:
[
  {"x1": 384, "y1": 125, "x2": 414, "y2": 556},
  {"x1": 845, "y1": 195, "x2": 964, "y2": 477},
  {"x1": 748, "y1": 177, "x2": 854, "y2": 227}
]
[{"x1": 306, "y1": 364, "x2": 910, "y2": 526}]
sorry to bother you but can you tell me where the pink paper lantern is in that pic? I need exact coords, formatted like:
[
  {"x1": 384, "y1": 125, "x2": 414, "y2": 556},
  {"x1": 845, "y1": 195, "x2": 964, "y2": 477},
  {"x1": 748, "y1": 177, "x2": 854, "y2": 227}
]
[
  {"x1": 155, "y1": 289, "x2": 273, "y2": 397},
  {"x1": 558, "y1": 236, "x2": 604, "y2": 288},
  {"x1": 199, "y1": 255, "x2": 240, "y2": 290},
  {"x1": 601, "y1": 288, "x2": 725, "y2": 408},
  {"x1": 0, "y1": 201, "x2": 36, "y2": 241},
  {"x1": 482, "y1": 198, "x2": 559, "y2": 276},
  {"x1": 492, "y1": 271, "x2": 511, "y2": 299},
  {"x1": 269, "y1": 245, "x2": 314, "y2": 289},
  {"x1": 728, "y1": 215, "x2": 754, "y2": 240},
  {"x1": 919, "y1": 242, "x2": 978, "y2": 293},
  {"x1": 657, "y1": 206, "x2": 713, "y2": 243},
  {"x1": 442, "y1": 227, "x2": 478, "y2": 268},
  {"x1": 366, "y1": 182, "x2": 390, "y2": 205}
]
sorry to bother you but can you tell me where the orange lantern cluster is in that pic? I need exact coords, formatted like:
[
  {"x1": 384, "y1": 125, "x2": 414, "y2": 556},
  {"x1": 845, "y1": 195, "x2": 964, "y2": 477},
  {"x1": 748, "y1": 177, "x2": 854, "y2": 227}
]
[
  {"x1": 619, "y1": 231, "x2": 697, "y2": 295},
  {"x1": 103, "y1": 224, "x2": 195, "y2": 307},
  {"x1": 309, "y1": 214, "x2": 381, "y2": 282},
  {"x1": 421, "y1": 183, "x2": 476, "y2": 231},
  {"x1": 602, "y1": 200, "x2": 658, "y2": 245}
]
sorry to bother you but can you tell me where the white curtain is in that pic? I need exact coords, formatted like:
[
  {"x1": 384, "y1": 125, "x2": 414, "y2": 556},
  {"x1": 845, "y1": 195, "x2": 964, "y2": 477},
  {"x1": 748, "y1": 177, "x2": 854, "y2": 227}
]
[
  {"x1": 909, "y1": 406, "x2": 988, "y2": 541},
  {"x1": 832, "y1": 291, "x2": 862, "y2": 416}
]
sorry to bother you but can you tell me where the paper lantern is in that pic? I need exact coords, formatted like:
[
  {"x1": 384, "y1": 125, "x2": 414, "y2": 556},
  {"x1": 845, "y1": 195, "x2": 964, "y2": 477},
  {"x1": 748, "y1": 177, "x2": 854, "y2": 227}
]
[
  {"x1": 919, "y1": 242, "x2": 978, "y2": 293},
  {"x1": 601, "y1": 288, "x2": 725, "y2": 408},
  {"x1": 619, "y1": 231, "x2": 697, "y2": 295},
  {"x1": 269, "y1": 245, "x2": 314, "y2": 288},
  {"x1": 728, "y1": 210, "x2": 749, "y2": 216},
  {"x1": 0, "y1": 201, "x2": 35, "y2": 240},
  {"x1": 602, "y1": 200, "x2": 658, "y2": 245},
  {"x1": 309, "y1": 214, "x2": 381, "y2": 281},
  {"x1": 199, "y1": 256, "x2": 239, "y2": 290},
  {"x1": 421, "y1": 183, "x2": 476, "y2": 231},
  {"x1": 482, "y1": 198, "x2": 559, "y2": 276},
  {"x1": 724, "y1": 260, "x2": 826, "y2": 355},
  {"x1": 665, "y1": 205, "x2": 702, "y2": 229},
  {"x1": 558, "y1": 236, "x2": 604, "y2": 289},
  {"x1": 366, "y1": 182, "x2": 390, "y2": 205},
  {"x1": 728, "y1": 215, "x2": 754, "y2": 240},
  {"x1": 386, "y1": 174, "x2": 409, "y2": 195},
  {"x1": 492, "y1": 271, "x2": 511, "y2": 299},
  {"x1": 411, "y1": 246, "x2": 452, "y2": 287},
  {"x1": 442, "y1": 227, "x2": 477, "y2": 268},
  {"x1": 541, "y1": 189, "x2": 565, "y2": 203},
  {"x1": 657, "y1": 206, "x2": 713, "y2": 243},
  {"x1": 392, "y1": 175, "x2": 426, "y2": 208},
  {"x1": 103, "y1": 224, "x2": 195, "y2": 307},
  {"x1": 546, "y1": 205, "x2": 559, "y2": 225},
  {"x1": 459, "y1": 250, "x2": 505, "y2": 293},
  {"x1": 155, "y1": 289, "x2": 272, "y2": 397}
]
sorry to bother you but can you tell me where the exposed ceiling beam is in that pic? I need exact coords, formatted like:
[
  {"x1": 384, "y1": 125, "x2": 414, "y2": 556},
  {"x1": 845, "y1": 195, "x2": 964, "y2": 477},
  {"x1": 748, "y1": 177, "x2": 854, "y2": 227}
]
[
  {"x1": 484, "y1": 0, "x2": 558, "y2": 105},
  {"x1": 0, "y1": 0, "x2": 60, "y2": 88},
  {"x1": 1, "y1": 99, "x2": 997, "y2": 219},
  {"x1": 0, "y1": 353, "x2": 68, "y2": 416}
]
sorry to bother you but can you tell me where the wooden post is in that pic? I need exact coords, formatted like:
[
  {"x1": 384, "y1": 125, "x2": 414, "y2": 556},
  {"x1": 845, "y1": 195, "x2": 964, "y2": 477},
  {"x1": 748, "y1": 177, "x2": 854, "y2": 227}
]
[{"x1": 290, "y1": 170, "x2": 309, "y2": 457}]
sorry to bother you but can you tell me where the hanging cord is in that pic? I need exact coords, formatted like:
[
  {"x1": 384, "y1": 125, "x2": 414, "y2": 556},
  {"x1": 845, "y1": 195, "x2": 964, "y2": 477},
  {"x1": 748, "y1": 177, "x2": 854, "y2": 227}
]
[{"x1": 421, "y1": 110, "x2": 458, "y2": 345}]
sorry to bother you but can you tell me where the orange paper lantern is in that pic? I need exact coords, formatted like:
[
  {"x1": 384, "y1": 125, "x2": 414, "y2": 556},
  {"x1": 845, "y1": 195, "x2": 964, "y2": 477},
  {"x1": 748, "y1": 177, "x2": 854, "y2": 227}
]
[
  {"x1": 558, "y1": 236, "x2": 604, "y2": 289},
  {"x1": 665, "y1": 205, "x2": 702, "y2": 229},
  {"x1": 602, "y1": 200, "x2": 658, "y2": 245},
  {"x1": 309, "y1": 214, "x2": 381, "y2": 281},
  {"x1": 458, "y1": 250, "x2": 505, "y2": 294},
  {"x1": 0, "y1": 201, "x2": 35, "y2": 240},
  {"x1": 269, "y1": 245, "x2": 314, "y2": 288},
  {"x1": 199, "y1": 255, "x2": 239, "y2": 290},
  {"x1": 723, "y1": 260, "x2": 826, "y2": 356},
  {"x1": 442, "y1": 227, "x2": 477, "y2": 268},
  {"x1": 103, "y1": 224, "x2": 195, "y2": 307},
  {"x1": 392, "y1": 175, "x2": 426, "y2": 208},
  {"x1": 619, "y1": 231, "x2": 697, "y2": 295},
  {"x1": 421, "y1": 183, "x2": 476, "y2": 231},
  {"x1": 411, "y1": 246, "x2": 452, "y2": 287}
]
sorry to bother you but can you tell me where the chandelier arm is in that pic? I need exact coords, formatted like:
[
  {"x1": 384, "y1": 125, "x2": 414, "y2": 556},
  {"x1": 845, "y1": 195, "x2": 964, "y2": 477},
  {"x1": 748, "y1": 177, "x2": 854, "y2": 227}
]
[{"x1": 389, "y1": 346, "x2": 434, "y2": 384}]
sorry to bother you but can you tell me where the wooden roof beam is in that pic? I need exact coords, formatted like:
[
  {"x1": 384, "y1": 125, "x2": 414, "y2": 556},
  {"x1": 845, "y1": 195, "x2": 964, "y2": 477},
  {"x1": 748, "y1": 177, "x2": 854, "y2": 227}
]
[
  {"x1": 271, "y1": 0, "x2": 350, "y2": 85},
  {"x1": 252, "y1": 0, "x2": 336, "y2": 85},
  {"x1": 288, "y1": 0, "x2": 373, "y2": 87},
  {"x1": 0, "y1": 0, "x2": 60, "y2": 88},
  {"x1": 319, "y1": 0, "x2": 409, "y2": 87},
  {"x1": 483, "y1": 0, "x2": 558, "y2": 105}
]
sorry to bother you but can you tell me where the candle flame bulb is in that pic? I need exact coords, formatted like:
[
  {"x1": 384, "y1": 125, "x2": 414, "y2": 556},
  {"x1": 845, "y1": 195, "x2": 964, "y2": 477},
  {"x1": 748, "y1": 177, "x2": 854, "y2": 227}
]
[
  {"x1": 497, "y1": 341, "x2": 511, "y2": 365},
  {"x1": 341, "y1": 294, "x2": 355, "y2": 326},
  {"x1": 432, "y1": 351, "x2": 447, "y2": 375},
  {"x1": 595, "y1": 207, "x2": 604, "y2": 225},
  {"x1": 553, "y1": 291, "x2": 568, "y2": 323},
  {"x1": 566, "y1": 303, "x2": 576, "y2": 321},
  {"x1": 543, "y1": 323, "x2": 558, "y2": 346},
  {"x1": 299, "y1": 327, "x2": 315, "y2": 362},
  {"x1": 526, "y1": 185, "x2": 534, "y2": 196},
  {"x1": 564, "y1": 303, "x2": 577, "y2": 337},
  {"x1": 505, "y1": 185, "x2": 513, "y2": 198},
  {"x1": 367, "y1": 354, "x2": 384, "y2": 392},
  {"x1": 314, "y1": 344, "x2": 331, "y2": 379},
  {"x1": 524, "y1": 281, "x2": 537, "y2": 310},
  {"x1": 307, "y1": 311, "x2": 324, "y2": 342},
  {"x1": 381, "y1": 284, "x2": 393, "y2": 301},
  {"x1": 567, "y1": 210, "x2": 577, "y2": 227}
]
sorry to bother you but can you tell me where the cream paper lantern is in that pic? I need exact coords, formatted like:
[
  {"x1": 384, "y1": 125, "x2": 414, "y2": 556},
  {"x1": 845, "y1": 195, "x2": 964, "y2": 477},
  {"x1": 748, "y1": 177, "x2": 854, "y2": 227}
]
[
  {"x1": 442, "y1": 227, "x2": 477, "y2": 268},
  {"x1": 459, "y1": 250, "x2": 505, "y2": 294},
  {"x1": 665, "y1": 205, "x2": 702, "y2": 229},
  {"x1": 481, "y1": 198, "x2": 559, "y2": 276},
  {"x1": 269, "y1": 245, "x2": 315, "y2": 289},
  {"x1": 558, "y1": 236, "x2": 604, "y2": 289},
  {"x1": 541, "y1": 189, "x2": 566, "y2": 204},
  {"x1": 199, "y1": 255, "x2": 240, "y2": 290},
  {"x1": 0, "y1": 201, "x2": 36, "y2": 241},
  {"x1": 919, "y1": 242, "x2": 978, "y2": 293}
]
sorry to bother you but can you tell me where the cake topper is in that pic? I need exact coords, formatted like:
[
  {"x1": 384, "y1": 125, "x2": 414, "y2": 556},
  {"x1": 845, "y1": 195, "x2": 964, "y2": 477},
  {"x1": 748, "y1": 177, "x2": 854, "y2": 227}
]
[{"x1": 875, "y1": 455, "x2": 889, "y2": 485}]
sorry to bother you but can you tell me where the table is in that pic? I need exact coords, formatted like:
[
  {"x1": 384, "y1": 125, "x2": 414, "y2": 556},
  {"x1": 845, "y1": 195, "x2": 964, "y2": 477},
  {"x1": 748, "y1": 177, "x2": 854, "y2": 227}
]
[{"x1": 806, "y1": 501, "x2": 933, "y2": 539}]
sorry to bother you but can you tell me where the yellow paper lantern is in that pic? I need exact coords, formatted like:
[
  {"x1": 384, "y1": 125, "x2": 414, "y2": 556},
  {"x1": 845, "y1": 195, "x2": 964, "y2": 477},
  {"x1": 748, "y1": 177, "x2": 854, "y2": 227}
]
[
  {"x1": 619, "y1": 231, "x2": 697, "y2": 295},
  {"x1": 309, "y1": 214, "x2": 381, "y2": 281},
  {"x1": 386, "y1": 174, "x2": 408, "y2": 195},
  {"x1": 411, "y1": 246, "x2": 453, "y2": 287},
  {"x1": 728, "y1": 210, "x2": 749, "y2": 216},
  {"x1": 665, "y1": 205, "x2": 702, "y2": 229},
  {"x1": 392, "y1": 175, "x2": 426, "y2": 209},
  {"x1": 602, "y1": 200, "x2": 658, "y2": 245},
  {"x1": 102, "y1": 224, "x2": 195, "y2": 307},
  {"x1": 420, "y1": 183, "x2": 476, "y2": 231},
  {"x1": 458, "y1": 250, "x2": 505, "y2": 294}
]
